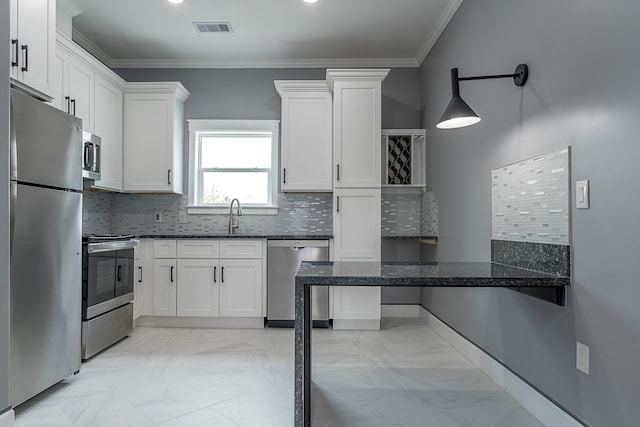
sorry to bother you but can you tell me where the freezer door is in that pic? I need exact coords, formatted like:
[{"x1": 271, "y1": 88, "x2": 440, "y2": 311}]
[
  {"x1": 10, "y1": 183, "x2": 82, "y2": 407},
  {"x1": 10, "y1": 88, "x2": 83, "y2": 191}
]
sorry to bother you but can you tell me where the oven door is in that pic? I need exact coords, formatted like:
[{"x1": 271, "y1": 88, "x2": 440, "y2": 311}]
[{"x1": 84, "y1": 246, "x2": 135, "y2": 320}]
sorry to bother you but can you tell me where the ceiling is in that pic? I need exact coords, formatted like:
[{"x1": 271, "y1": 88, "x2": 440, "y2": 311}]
[{"x1": 66, "y1": 0, "x2": 462, "y2": 68}]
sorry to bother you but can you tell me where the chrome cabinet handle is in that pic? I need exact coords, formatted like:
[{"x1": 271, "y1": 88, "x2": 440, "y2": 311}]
[
  {"x1": 21, "y1": 45, "x2": 28, "y2": 72},
  {"x1": 11, "y1": 39, "x2": 18, "y2": 67}
]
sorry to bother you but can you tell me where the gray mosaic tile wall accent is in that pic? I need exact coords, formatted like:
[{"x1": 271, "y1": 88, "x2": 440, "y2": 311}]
[
  {"x1": 421, "y1": 190, "x2": 439, "y2": 237},
  {"x1": 492, "y1": 147, "x2": 570, "y2": 245},
  {"x1": 107, "y1": 193, "x2": 334, "y2": 236},
  {"x1": 82, "y1": 191, "x2": 111, "y2": 235},
  {"x1": 84, "y1": 189, "x2": 440, "y2": 238},
  {"x1": 381, "y1": 193, "x2": 422, "y2": 236}
]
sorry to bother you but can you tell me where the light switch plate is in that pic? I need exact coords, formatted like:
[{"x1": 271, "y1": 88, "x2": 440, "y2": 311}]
[
  {"x1": 576, "y1": 341, "x2": 590, "y2": 374},
  {"x1": 576, "y1": 180, "x2": 590, "y2": 209}
]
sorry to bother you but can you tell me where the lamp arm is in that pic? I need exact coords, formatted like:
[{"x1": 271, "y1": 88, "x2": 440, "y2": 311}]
[{"x1": 454, "y1": 64, "x2": 529, "y2": 87}]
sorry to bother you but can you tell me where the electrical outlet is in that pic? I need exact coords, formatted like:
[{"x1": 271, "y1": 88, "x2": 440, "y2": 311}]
[
  {"x1": 154, "y1": 211, "x2": 163, "y2": 223},
  {"x1": 576, "y1": 342, "x2": 590, "y2": 375},
  {"x1": 179, "y1": 211, "x2": 187, "y2": 224}
]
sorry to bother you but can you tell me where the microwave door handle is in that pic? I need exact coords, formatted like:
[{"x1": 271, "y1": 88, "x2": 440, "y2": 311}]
[{"x1": 84, "y1": 144, "x2": 91, "y2": 169}]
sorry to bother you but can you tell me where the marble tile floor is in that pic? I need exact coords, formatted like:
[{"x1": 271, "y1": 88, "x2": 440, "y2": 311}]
[{"x1": 15, "y1": 318, "x2": 544, "y2": 427}]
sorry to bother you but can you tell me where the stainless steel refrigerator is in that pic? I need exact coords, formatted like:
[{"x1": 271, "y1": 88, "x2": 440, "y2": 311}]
[{"x1": 9, "y1": 89, "x2": 83, "y2": 407}]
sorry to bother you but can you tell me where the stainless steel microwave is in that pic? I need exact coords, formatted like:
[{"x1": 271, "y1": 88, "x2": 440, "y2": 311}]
[{"x1": 82, "y1": 131, "x2": 101, "y2": 181}]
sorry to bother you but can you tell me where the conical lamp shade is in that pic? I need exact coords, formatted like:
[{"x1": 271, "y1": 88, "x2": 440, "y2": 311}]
[{"x1": 436, "y1": 96, "x2": 481, "y2": 129}]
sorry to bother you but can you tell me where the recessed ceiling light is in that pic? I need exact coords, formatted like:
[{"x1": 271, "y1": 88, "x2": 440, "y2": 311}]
[
  {"x1": 168, "y1": 0, "x2": 183, "y2": 4},
  {"x1": 303, "y1": 0, "x2": 318, "y2": 3}
]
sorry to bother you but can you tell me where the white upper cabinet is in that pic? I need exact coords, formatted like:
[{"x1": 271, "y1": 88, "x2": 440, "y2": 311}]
[
  {"x1": 92, "y1": 74, "x2": 123, "y2": 191},
  {"x1": 9, "y1": 0, "x2": 55, "y2": 100},
  {"x1": 327, "y1": 69, "x2": 389, "y2": 189},
  {"x1": 49, "y1": 35, "x2": 126, "y2": 190},
  {"x1": 275, "y1": 81, "x2": 333, "y2": 192},
  {"x1": 123, "y1": 82, "x2": 190, "y2": 194}
]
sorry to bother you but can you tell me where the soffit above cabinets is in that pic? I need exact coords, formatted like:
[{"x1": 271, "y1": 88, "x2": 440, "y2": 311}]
[{"x1": 68, "y1": 0, "x2": 463, "y2": 69}]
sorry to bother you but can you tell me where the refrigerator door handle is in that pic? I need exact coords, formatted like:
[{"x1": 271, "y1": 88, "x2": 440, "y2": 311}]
[{"x1": 9, "y1": 97, "x2": 17, "y2": 255}]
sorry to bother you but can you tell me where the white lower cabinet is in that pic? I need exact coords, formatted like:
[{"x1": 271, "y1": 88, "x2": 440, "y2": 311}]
[
  {"x1": 219, "y1": 259, "x2": 262, "y2": 317},
  {"x1": 133, "y1": 239, "x2": 154, "y2": 319},
  {"x1": 153, "y1": 258, "x2": 177, "y2": 316},
  {"x1": 332, "y1": 188, "x2": 382, "y2": 329},
  {"x1": 150, "y1": 239, "x2": 263, "y2": 321},
  {"x1": 177, "y1": 259, "x2": 219, "y2": 317}
]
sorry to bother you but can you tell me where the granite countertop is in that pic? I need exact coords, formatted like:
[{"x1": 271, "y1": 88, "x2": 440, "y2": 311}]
[
  {"x1": 137, "y1": 234, "x2": 333, "y2": 240},
  {"x1": 295, "y1": 261, "x2": 569, "y2": 288}
]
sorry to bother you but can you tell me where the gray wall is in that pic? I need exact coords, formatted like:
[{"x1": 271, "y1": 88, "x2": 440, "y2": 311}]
[
  {"x1": 420, "y1": 0, "x2": 640, "y2": 425},
  {"x1": 1, "y1": 0, "x2": 11, "y2": 414}
]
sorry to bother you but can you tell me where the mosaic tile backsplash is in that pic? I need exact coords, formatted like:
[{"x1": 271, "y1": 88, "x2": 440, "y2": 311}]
[
  {"x1": 491, "y1": 147, "x2": 570, "y2": 245},
  {"x1": 83, "y1": 190, "x2": 439, "y2": 238}
]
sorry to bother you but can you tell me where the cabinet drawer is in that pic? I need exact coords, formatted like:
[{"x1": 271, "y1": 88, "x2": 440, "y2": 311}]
[
  {"x1": 154, "y1": 240, "x2": 177, "y2": 258},
  {"x1": 220, "y1": 240, "x2": 263, "y2": 259},
  {"x1": 177, "y1": 240, "x2": 220, "y2": 258}
]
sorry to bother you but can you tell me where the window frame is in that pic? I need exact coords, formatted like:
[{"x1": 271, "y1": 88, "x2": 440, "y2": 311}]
[{"x1": 187, "y1": 119, "x2": 280, "y2": 215}]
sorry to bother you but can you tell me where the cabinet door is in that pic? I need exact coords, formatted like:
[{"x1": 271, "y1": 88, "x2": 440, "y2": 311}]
[
  {"x1": 47, "y1": 49, "x2": 68, "y2": 113},
  {"x1": 333, "y1": 81, "x2": 381, "y2": 188},
  {"x1": 11, "y1": 0, "x2": 55, "y2": 98},
  {"x1": 123, "y1": 94, "x2": 174, "y2": 192},
  {"x1": 92, "y1": 75, "x2": 123, "y2": 191},
  {"x1": 153, "y1": 259, "x2": 177, "y2": 316},
  {"x1": 333, "y1": 188, "x2": 381, "y2": 324},
  {"x1": 68, "y1": 57, "x2": 94, "y2": 132},
  {"x1": 281, "y1": 93, "x2": 332, "y2": 192},
  {"x1": 333, "y1": 188, "x2": 381, "y2": 261},
  {"x1": 134, "y1": 240, "x2": 154, "y2": 319},
  {"x1": 219, "y1": 259, "x2": 262, "y2": 317},
  {"x1": 177, "y1": 259, "x2": 220, "y2": 317}
]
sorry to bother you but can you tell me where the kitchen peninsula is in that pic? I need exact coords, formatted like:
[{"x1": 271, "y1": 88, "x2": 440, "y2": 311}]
[{"x1": 293, "y1": 261, "x2": 570, "y2": 427}]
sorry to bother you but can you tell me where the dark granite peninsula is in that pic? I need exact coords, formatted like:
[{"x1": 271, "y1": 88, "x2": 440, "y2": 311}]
[{"x1": 293, "y1": 261, "x2": 570, "y2": 427}]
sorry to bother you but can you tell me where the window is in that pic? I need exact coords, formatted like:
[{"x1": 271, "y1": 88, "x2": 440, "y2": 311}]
[{"x1": 188, "y1": 120, "x2": 280, "y2": 214}]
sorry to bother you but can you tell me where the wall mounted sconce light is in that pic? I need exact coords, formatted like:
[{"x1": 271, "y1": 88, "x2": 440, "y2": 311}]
[{"x1": 436, "y1": 64, "x2": 529, "y2": 129}]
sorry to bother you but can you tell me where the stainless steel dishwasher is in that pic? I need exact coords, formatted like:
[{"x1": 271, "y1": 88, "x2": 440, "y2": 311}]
[{"x1": 267, "y1": 240, "x2": 329, "y2": 328}]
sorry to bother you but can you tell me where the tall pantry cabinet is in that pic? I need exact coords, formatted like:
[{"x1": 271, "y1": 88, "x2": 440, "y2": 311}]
[{"x1": 327, "y1": 69, "x2": 389, "y2": 330}]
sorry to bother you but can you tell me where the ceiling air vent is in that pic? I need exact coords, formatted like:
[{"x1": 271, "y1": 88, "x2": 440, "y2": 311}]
[{"x1": 193, "y1": 22, "x2": 234, "y2": 33}]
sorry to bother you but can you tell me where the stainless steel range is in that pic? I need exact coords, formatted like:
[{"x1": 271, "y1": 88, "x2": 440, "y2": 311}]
[{"x1": 82, "y1": 234, "x2": 138, "y2": 359}]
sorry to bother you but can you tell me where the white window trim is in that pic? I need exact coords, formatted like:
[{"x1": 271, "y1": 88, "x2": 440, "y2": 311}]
[{"x1": 187, "y1": 119, "x2": 280, "y2": 215}]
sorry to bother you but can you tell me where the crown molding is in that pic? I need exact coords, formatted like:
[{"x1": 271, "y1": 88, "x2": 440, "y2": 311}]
[
  {"x1": 57, "y1": 0, "x2": 82, "y2": 17},
  {"x1": 416, "y1": 0, "x2": 463, "y2": 67},
  {"x1": 72, "y1": 28, "x2": 114, "y2": 68},
  {"x1": 325, "y1": 68, "x2": 391, "y2": 91},
  {"x1": 109, "y1": 57, "x2": 419, "y2": 69},
  {"x1": 124, "y1": 82, "x2": 191, "y2": 101},
  {"x1": 274, "y1": 80, "x2": 330, "y2": 96}
]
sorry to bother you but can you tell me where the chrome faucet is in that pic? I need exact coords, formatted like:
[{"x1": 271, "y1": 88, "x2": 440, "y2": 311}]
[{"x1": 228, "y1": 198, "x2": 243, "y2": 234}]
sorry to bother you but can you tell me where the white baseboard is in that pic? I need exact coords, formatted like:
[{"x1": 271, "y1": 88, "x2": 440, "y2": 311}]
[
  {"x1": 332, "y1": 319, "x2": 380, "y2": 330},
  {"x1": 381, "y1": 304, "x2": 420, "y2": 318},
  {"x1": 135, "y1": 316, "x2": 264, "y2": 329},
  {"x1": 0, "y1": 409, "x2": 14, "y2": 427},
  {"x1": 419, "y1": 307, "x2": 583, "y2": 427}
]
